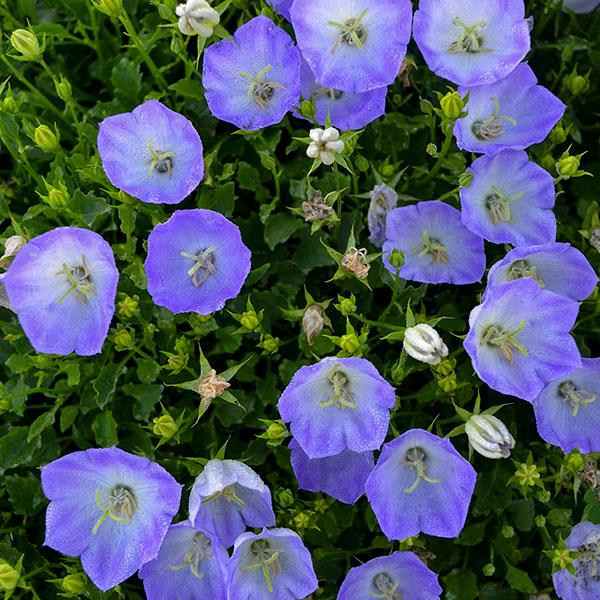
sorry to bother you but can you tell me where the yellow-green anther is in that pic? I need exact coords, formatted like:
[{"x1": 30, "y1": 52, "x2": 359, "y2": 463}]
[{"x1": 480, "y1": 320, "x2": 528, "y2": 364}]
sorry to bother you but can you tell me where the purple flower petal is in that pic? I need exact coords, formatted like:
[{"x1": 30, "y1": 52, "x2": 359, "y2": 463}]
[
  {"x1": 464, "y1": 278, "x2": 582, "y2": 402},
  {"x1": 227, "y1": 528, "x2": 318, "y2": 600},
  {"x1": 454, "y1": 63, "x2": 566, "y2": 154},
  {"x1": 460, "y1": 150, "x2": 556, "y2": 246},
  {"x1": 202, "y1": 15, "x2": 301, "y2": 130},
  {"x1": 4, "y1": 227, "x2": 118, "y2": 356},
  {"x1": 562, "y1": 0, "x2": 600, "y2": 13},
  {"x1": 188, "y1": 459, "x2": 275, "y2": 548},
  {"x1": 144, "y1": 209, "x2": 251, "y2": 315},
  {"x1": 265, "y1": 0, "x2": 294, "y2": 21},
  {"x1": 289, "y1": 438, "x2": 374, "y2": 504},
  {"x1": 365, "y1": 429, "x2": 476, "y2": 540},
  {"x1": 382, "y1": 200, "x2": 486, "y2": 285},
  {"x1": 98, "y1": 99, "x2": 204, "y2": 204},
  {"x1": 278, "y1": 356, "x2": 396, "y2": 459},
  {"x1": 485, "y1": 242, "x2": 598, "y2": 302},
  {"x1": 413, "y1": 0, "x2": 530, "y2": 87},
  {"x1": 139, "y1": 521, "x2": 228, "y2": 600},
  {"x1": 291, "y1": 0, "x2": 413, "y2": 93},
  {"x1": 338, "y1": 551, "x2": 442, "y2": 599},
  {"x1": 41, "y1": 447, "x2": 182, "y2": 591}
]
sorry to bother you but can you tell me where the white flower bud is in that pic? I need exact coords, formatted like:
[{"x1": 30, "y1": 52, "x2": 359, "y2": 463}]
[
  {"x1": 306, "y1": 127, "x2": 344, "y2": 166},
  {"x1": 465, "y1": 414, "x2": 515, "y2": 459},
  {"x1": 176, "y1": 0, "x2": 219, "y2": 37},
  {"x1": 403, "y1": 323, "x2": 448, "y2": 365},
  {"x1": 0, "y1": 235, "x2": 27, "y2": 266}
]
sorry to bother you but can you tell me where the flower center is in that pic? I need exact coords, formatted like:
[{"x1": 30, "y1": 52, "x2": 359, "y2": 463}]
[
  {"x1": 169, "y1": 532, "x2": 213, "y2": 579},
  {"x1": 506, "y1": 259, "x2": 545, "y2": 287},
  {"x1": 558, "y1": 380, "x2": 597, "y2": 417},
  {"x1": 241, "y1": 539, "x2": 283, "y2": 593},
  {"x1": 484, "y1": 185, "x2": 523, "y2": 225},
  {"x1": 330, "y1": 8, "x2": 369, "y2": 51},
  {"x1": 412, "y1": 229, "x2": 449, "y2": 264},
  {"x1": 313, "y1": 85, "x2": 345, "y2": 101},
  {"x1": 180, "y1": 247, "x2": 217, "y2": 288},
  {"x1": 202, "y1": 483, "x2": 246, "y2": 506},
  {"x1": 371, "y1": 572, "x2": 403, "y2": 599},
  {"x1": 575, "y1": 536, "x2": 600, "y2": 585},
  {"x1": 401, "y1": 447, "x2": 442, "y2": 494},
  {"x1": 471, "y1": 97, "x2": 516, "y2": 141},
  {"x1": 55, "y1": 254, "x2": 96, "y2": 305},
  {"x1": 147, "y1": 141, "x2": 175, "y2": 177},
  {"x1": 480, "y1": 321, "x2": 528, "y2": 364},
  {"x1": 92, "y1": 485, "x2": 137, "y2": 534},
  {"x1": 240, "y1": 65, "x2": 286, "y2": 109},
  {"x1": 448, "y1": 18, "x2": 492, "y2": 54},
  {"x1": 321, "y1": 365, "x2": 357, "y2": 410}
]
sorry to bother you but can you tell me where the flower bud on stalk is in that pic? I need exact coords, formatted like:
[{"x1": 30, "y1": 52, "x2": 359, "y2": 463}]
[
  {"x1": 152, "y1": 414, "x2": 178, "y2": 439},
  {"x1": 34, "y1": 125, "x2": 60, "y2": 154},
  {"x1": 61, "y1": 573, "x2": 86, "y2": 594},
  {"x1": 440, "y1": 90, "x2": 465, "y2": 120},
  {"x1": 10, "y1": 29, "x2": 42, "y2": 61},
  {"x1": 0, "y1": 559, "x2": 19, "y2": 592},
  {"x1": 176, "y1": 0, "x2": 220, "y2": 37},
  {"x1": 403, "y1": 324, "x2": 448, "y2": 365},
  {"x1": 465, "y1": 414, "x2": 515, "y2": 459}
]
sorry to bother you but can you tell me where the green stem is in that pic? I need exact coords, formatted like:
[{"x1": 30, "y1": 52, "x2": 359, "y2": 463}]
[{"x1": 423, "y1": 122, "x2": 454, "y2": 183}]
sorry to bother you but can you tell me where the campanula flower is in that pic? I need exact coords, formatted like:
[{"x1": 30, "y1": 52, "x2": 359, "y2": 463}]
[
  {"x1": 465, "y1": 414, "x2": 515, "y2": 459},
  {"x1": 453, "y1": 63, "x2": 566, "y2": 154},
  {"x1": 144, "y1": 209, "x2": 251, "y2": 315},
  {"x1": 464, "y1": 278, "x2": 582, "y2": 402},
  {"x1": 202, "y1": 15, "x2": 301, "y2": 130},
  {"x1": 534, "y1": 359, "x2": 600, "y2": 454},
  {"x1": 291, "y1": 0, "x2": 413, "y2": 93},
  {"x1": 306, "y1": 127, "x2": 345, "y2": 165},
  {"x1": 278, "y1": 356, "x2": 396, "y2": 459},
  {"x1": 266, "y1": 0, "x2": 294, "y2": 20},
  {"x1": 338, "y1": 551, "x2": 442, "y2": 600},
  {"x1": 403, "y1": 324, "x2": 448, "y2": 366},
  {"x1": 460, "y1": 149, "x2": 556, "y2": 246},
  {"x1": 4, "y1": 227, "x2": 118, "y2": 356},
  {"x1": 382, "y1": 200, "x2": 486, "y2": 285},
  {"x1": 289, "y1": 438, "x2": 374, "y2": 504},
  {"x1": 368, "y1": 183, "x2": 398, "y2": 247},
  {"x1": 139, "y1": 521, "x2": 228, "y2": 600},
  {"x1": 413, "y1": 0, "x2": 530, "y2": 87},
  {"x1": 98, "y1": 99, "x2": 204, "y2": 204},
  {"x1": 41, "y1": 447, "x2": 182, "y2": 591},
  {"x1": 484, "y1": 242, "x2": 598, "y2": 303},
  {"x1": 227, "y1": 528, "x2": 318, "y2": 599},
  {"x1": 365, "y1": 429, "x2": 477, "y2": 539},
  {"x1": 188, "y1": 459, "x2": 275, "y2": 548},
  {"x1": 553, "y1": 521, "x2": 600, "y2": 600}
]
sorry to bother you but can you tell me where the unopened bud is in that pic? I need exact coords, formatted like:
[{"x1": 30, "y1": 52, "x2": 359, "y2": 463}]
[
  {"x1": 293, "y1": 511, "x2": 312, "y2": 530},
  {"x1": 0, "y1": 235, "x2": 27, "y2": 266},
  {"x1": 549, "y1": 125, "x2": 567, "y2": 145},
  {"x1": 55, "y1": 76, "x2": 72, "y2": 102},
  {"x1": 240, "y1": 310, "x2": 260, "y2": 331},
  {"x1": 556, "y1": 154, "x2": 581, "y2": 178},
  {"x1": 266, "y1": 422, "x2": 287, "y2": 440},
  {"x1": 482, "y1": 563, "x2": 495, "y2": 577},
  {"x1": 567, "y1": 72, "x2": 589, "y2": 96},
  {"x1": 0, "y1": 560, "x2": 19, "y2": 591},
  {"x1": 341, "y1": 247, "x2": 370, "y2": 279},
  {"x1": 440, "y1": 90, "x2": 465, "y2": 120},
  {"x1": 302, "y1": 304, "x2": 324, "y2": 345},
  {"x1": 117, "y1": 295, "x2": 139, "y2": 318},
  {"x1": 340, "y1": 332, "x2": 360, "y2": 355},
  {"x1": 337, "y1": 296, "x2": 356, "y2": 316},
  {"x1": 34, "y1": 125, "x2": 60, "y2": 153},
  {"x1": 10, "y1": 29, "x2": 42, "y2": 61},
  {"x1": 259, "y1": 334, "x2": 279, "y2": 354},
  {"x1": 152, "y1": 414, "x2": 178, "y2": 439},
  {"x1": 458, "y1": 171, "x2": 473, "y2": 188},
  {"x1": 61, "y1": 573, "x2": 86, "y2": 594},
  {"x1": 403, "y1": 324, "x2": 448, "y2": 366},
  {"x1": 465, "y1": 414, "x2": 515, "y2": 459},
  {"x1": 388, "y1": 248, "x2": 405, "y2": 270},
  {"x1": 198, "y1": 369, "x2": 230, "y2": 400},
  {"x1": 92, "y1": 0, "x2": 123, "y2": 17},
  {"x1": 176, "y1": 0, "x2": 220, "y2": 37},
  {"x1": 46, "y1": 187, "x2": 69, "y2": 209},
  {"x1": 113, "y1": 325, "x2": 135, "y2": 350}
]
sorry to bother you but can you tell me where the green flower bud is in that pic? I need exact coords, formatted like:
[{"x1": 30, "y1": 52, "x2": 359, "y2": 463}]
[
  {"x1": 549, "y1": 125, "x2": 567, "y2": 145},
  {"x1": 258, "y1": 334, "x2": 279, "y2": 354},
  {"x1": 46, "y1": 187, "x2": 69, "y2": 209},
  {"x1": 514, "y1": 462, "x2": 541, "y2": 487},
  {"x1": 501, "y1": 525, "x2": 515, "y2": 538},
  {"x1": 440, "y1": 90, "x2": 465, "y2": 120},
  {"x1": 438, "y1": 374, "x2": 457, "y2": 393},
  {"x1": 240, "y1": 310, "x2": 260, "y2": 331},
  {"x1": 340, "y1": 333, "x2": 360, "y2": 355},
  {"x1": 277, "y1": 489, "x2": 295, "y2": 508},
  {"x1": 113, "y1": 325, "x2": 135, "y2": 350},
  {"x1": 381, "y1": 164, "x2": 395, "y2": 178},
  {"x1": 2, "y1": 96, "x2": 18, "y2": 113},
  {"x1": 337, "y1": 297, "x2": 356, "y2": 316},
  {"x1": 92, "y1": 0, "x2": 123, "y2": 17},
  {"x1": 117, "y1": 295, "x2": 139, "y2": 319},
  {"x1": 293, "y1": 511, "x2": 311, "y2": 530},
  {"x1": 556, "y1": 155, "x2": 580, "y2": 178},
  {"x1": 152, "y1": 414, "x2": 178, "y2": 439},
  {"x1": 567, "y1": 72, "x2": 589, "y2": 96},
  {"x1": 55, "y1": 76, "x2": 72, "y2": 102},
  {"x1": 10, "y1": 29, "x2": 42, "y2": 61},
  {"x1": 540, "y1": 154, "x2": 556, "y2": 172},
  {"x1": 552, "y1": 548, "x2": 573, "y2": 570},
  {"x1": 34, "y1": 125, "x2": 60, "y2": 153},
  {"x1": 388, "y1": 248, "x2": 405, "y2": 270},
  {"x1": 482, "y1": 563, "x2": 495, "y2": 577},
  {"x1": 458, "y1": 171, "x2": 473, "y2": 188},
  {"x1": 0, "y1": 560, "x2": 19, "y2": 591},
  {"x1": 565, "y1": 450, "x2": 584, "y2": 471},
  {"x1": 61, "y1": 573, "x2": 86, "y2": 593},
  {"x1": 265, "y1": 422, "x2": 287, "y2": 441},
  {"x1": 535, "y1": 515, "x2": 546, "y2": 528}
]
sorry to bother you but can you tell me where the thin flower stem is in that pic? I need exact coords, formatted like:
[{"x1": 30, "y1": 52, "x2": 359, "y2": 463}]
[{"x1": 423, "y1": 122, "x2": 454, "y2": 183}]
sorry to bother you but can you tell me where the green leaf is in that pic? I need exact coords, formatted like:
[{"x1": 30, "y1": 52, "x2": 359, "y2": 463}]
[
  {"x1": 27, "y1": 411, "x2": 55, "y2": 443},
  {"x1": 92, "y1": 411, "x2": 119, "y2": 446},
  {"x1": 264, "y1": 214, "x2": 303, "y2": 250},
  {"x1": 0, "y1": 427, "x2": 41, "y2": 474},
  {"x1": 505, "y1": 565, "x2": 536, "y2": 594},
  {"x1": 168, "y1": 78, "x2": 205, "y2": 100}
]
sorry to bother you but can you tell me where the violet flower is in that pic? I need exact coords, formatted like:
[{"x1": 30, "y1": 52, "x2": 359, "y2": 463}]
[
  {"x1": 4, "y1": 227, "x2": 118, "y2": 356},
  {"x1": 368, "y1": 183, "x2": 398, "y2": 247},
  {"x1": 98, "y1": 99, "x2": 204, "y2": 204},
  {"x1": 413, "y1": 0, "x2": 530, "y2": 87},
  {"x1": 41, "y1": 447, "x2": 182, "y2": 592},
  {"x1": 484, "y1": 242, "x2": 598, "y2": 303},
  {"x1": 144, "y1": 209, "x2": 251, "y2": 315},
  {"x1": 139, "y1": 521, "x2": 228, "y2": 600},
  {"x1": 291, "y1": 0, "x2": 413, "y2": 93},
  {"x1": 265, "y1": 0, "x2": 294, "y2": 20},
  {"x1": 460, "y1": 149, "x2": 556, "y2": 246},
  {"x1": 464, "y1": 278, "x2": 582, "y2": 402},
  {"x1": 289, "y1": 438, "x2": 374, "y2": 504},
  {"x1": 296, "y1": 59, "x2": 387, "y2": 131},
  {"x1": 188, "y1": 459, "x2": 275, "y2": 548},
  {"x1": 365, "y1": 429, "x2": 477, "y2": 540},
  {"x1": 453, "y1": 63, "x2": 566, "y2": 155},
  {"x1": 338, "y1": 551, "x2": 442, "y2": 600},
  {"x1": 202, "y1": 15, "x2": 301, "y2": 130},
  {"x1": 534, "y1": 359, "x2": 600, "y2": 454},
  {"x1": 553, "y1": 521, "x2": 600, "y2": 600},
  {"x1": 382, "y1": 200, "x2": 486, "y2": 285},
  {"x1": 562, "y1": 0, "x2": 600, "y2": 13},
  {"x1": 278, "y1": 356, "x2": 396, "y2": 459},
  {"x1": 227, "y1": 528, "x2": 318, "y2": 599}
]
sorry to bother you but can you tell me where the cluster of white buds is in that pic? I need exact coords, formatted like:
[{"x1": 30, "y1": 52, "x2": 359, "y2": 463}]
[
  {"x1": 403, "y1": 323, "x2": 448, "y2": 366},
  {"x1": 176, "y1": 0, "x2": 219, "y2": 37},
  {"x1": 306, "y1": 127, "x2": 344, "y2": 166},
  {"x1": 465, "y1": 414, "x2": 515, "y2": 459}
]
